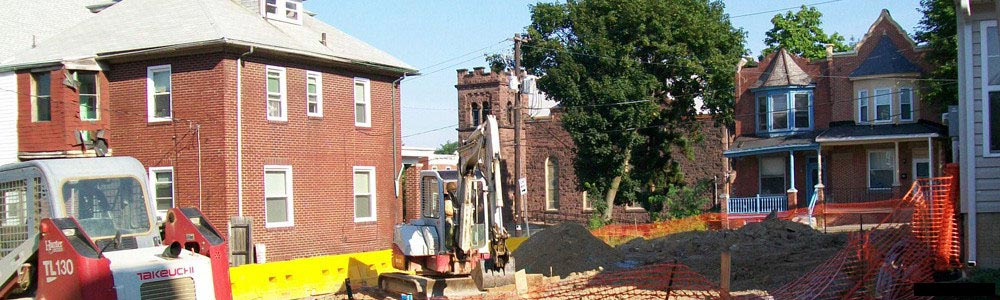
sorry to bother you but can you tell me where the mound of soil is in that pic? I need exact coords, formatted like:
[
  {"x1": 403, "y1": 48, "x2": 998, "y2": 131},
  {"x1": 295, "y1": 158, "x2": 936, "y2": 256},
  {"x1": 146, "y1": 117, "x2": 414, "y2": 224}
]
[
  {"x1": 513, "y1": 223, "x2": 622, "y2": 278},
  {"x1": 618, "y1": 218, "x2": 847, "y2": 291}
]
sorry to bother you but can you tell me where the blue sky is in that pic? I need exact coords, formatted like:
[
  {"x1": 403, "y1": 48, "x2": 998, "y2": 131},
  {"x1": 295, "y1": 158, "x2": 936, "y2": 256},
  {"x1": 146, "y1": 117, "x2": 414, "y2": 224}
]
[{"x1": 310, "y1": 0, "x2": 924, "y2": 148}]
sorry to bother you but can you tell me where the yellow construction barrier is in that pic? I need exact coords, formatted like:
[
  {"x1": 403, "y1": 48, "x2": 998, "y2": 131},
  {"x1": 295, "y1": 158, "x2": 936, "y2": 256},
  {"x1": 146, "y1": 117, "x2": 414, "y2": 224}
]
[{"x1": 229, "y1": 249, "x2": 406, "y2": 300}]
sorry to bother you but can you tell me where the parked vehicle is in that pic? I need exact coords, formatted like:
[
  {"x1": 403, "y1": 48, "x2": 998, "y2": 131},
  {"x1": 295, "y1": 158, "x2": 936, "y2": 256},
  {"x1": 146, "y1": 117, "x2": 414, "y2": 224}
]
[{"x1": 0, "y1": 157, "x2": 231, "y2": 300}]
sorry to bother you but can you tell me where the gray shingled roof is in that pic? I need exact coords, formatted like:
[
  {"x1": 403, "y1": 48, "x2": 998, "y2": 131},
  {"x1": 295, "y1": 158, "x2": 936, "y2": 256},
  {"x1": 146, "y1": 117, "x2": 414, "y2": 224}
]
[
  {"x1": 4, "y1": 0, "x2": 414, "y2": 73},
  {"x1": 849, "y1": 35, "x2": 921, "y2": 78},
  {"x1": 750, "y1": 48, "x2": 814, "y2": 89},
  {"x1": 724, "y1": 132, "x2": 820, "y2": 157},
  {"x1": 0, "y1": 0, "x2": 98, "y2": 63},
  {"x1": 815, "y1": 121, "x2": 945, "y2": 142}
]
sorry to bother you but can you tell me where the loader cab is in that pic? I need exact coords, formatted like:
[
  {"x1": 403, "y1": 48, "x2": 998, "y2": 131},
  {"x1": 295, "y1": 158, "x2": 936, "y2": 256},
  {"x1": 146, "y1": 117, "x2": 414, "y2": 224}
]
[{"x1": 414, "y1": 170, "x2": 489, "y2": 253}]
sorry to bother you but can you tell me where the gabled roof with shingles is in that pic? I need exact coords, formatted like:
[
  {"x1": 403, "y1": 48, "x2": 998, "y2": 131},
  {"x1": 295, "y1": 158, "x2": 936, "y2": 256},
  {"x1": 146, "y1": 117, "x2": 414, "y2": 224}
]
[
  {"x1": 849, "y1": 35, "x2": 922, "y2": 78},
  {"x1": 4, "y1": 0, "x2": 414, "y2": 73},
  {"x1": 750, "y1": 48, "x2": 814, "y2": 89},
  {"x1": 0, "y1": 0, "x2": 98, "y2": 63}
]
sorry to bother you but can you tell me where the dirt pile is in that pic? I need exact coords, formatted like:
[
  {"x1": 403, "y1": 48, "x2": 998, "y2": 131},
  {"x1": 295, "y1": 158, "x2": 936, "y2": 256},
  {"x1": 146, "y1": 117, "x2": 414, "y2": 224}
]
[
  {"x1": 618, "y1": 218, "x2": 847, "y2": 291},
  {"x1": 513, "y1": 223, "x2": 622, "y2": 278}
]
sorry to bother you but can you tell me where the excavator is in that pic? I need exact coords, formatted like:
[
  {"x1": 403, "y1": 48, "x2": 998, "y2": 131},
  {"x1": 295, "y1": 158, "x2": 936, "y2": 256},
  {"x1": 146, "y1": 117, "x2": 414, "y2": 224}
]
[{"x1": 380, "y1": 115, "x2": 516, "y2": 298}]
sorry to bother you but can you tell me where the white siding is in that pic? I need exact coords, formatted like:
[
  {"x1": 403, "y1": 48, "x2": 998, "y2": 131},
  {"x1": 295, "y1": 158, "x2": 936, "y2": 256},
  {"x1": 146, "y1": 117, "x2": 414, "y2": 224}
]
[{"x1": 0, "y1": 72, "x2": 17, "y2": 165}]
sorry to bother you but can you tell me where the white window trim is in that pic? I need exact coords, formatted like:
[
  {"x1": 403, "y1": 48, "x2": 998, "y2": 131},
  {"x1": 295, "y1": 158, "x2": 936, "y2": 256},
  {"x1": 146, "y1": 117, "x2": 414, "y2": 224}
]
[
  {"x1": 980, "y1": 20, "x2": 1000, "y2": 157},
  {"x1": 77, "y1": 72, "x2": 99, "y2": 121},
  {"x1": 264, "y1": 165, "x2": 294, "y2": 228},
  {"x1": 758, "y1": 156, "x2": 786, "y2": 195},
  {"x1": 867, "y1": 149, "x2": 895, "y2": 190},
  {"x1": 354, "y1": 78, "x2": 372, "y2": 127},
  {"x1": 148, "y1": 166, "x2": 174, "y2": 220},
  {"x1": 266, "y1": 66, "x2": 287, "y2": 122},
  {"x1": 262, "y1": 0, "x2": 303, "y2": 25},
  {"x1": 147, "y1": 65, "x2": 172, "y2": 122},
  {"x1": 306, "y1": 71, "x2": 323, "y2": 117},
  {"x1": 581, "y1": 191, "x2": 592, "y2": 211},
  {"x1": 899, "y1": 86, "x2": 914, "y2": 122},
  {"x1": 858, "y1": 89, "x2": 869, "y2": 123},
  {"x1": 873, "y1": 88, "x2": 893, "y2": 123},
  {"x1": 353, "y1": 166, "x2": 377, "y2": 222}
]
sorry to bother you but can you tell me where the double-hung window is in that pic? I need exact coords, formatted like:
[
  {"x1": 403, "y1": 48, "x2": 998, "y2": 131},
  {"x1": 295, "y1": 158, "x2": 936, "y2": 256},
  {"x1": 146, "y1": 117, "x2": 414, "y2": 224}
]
[
  {"x1": 147, "y1": 65, "x2": 172, "y2": 122},
  {"x1": 306, "y1": 71, "x2": 322, "y2": 117},
  {"x1": 982, "y1": 20, "x2": 1000, "y2": 155},
  {"x1": 792, "y1": 93, "x2": 810, "y2": 128},
  {"x1": 264, "y1": 165, "x2": 293, "y2": 227},
  {"x1": 354, "y1": 78, "x2": 371, "y2": 127},
  {"x1": 759, "y1": 156, "x2": 786, "y2": 195},
  {"x1": 873, "y1": 88, "x2": 892, "y2": 122},
  {"x1": 770, "y1": 94, "x2": 789, "y2": 130},
  {"x1": 266, "y1": 66, "x2": 287, "y2": 121},
  {"x1": 78, "y1": 72, "x2": 98, "y2": 121},
  {"x1": 149, "y1": 167, "x2": 174, "y2": 219},
  {"x1": 32, "y1": 72, "x2": 51, "y2": 122},
  {"x1": 756, "y1": 95, "x2": 768, "y2": 132},
  {"x1": 858, "y1": 90, "x2": 869, "y2": 123},
  {"x1": 899, "y1": 87, "x2": 913, "y2": 121},
  {"x1": 353, "y1": 166, "x2": 376, "y2": 222},
  {"x1": 868, "y1": 150, "x2": 894, "y2": 189}
]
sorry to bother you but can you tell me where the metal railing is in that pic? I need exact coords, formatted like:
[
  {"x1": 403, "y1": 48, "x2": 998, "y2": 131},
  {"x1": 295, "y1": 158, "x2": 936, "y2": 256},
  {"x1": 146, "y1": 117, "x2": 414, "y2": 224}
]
[
  {"x1": 727, "y1": 194, "x2": 787, "y2": 214},
  {"x1": 825, "y1": 186, "x2": 905, "y2": 203}
]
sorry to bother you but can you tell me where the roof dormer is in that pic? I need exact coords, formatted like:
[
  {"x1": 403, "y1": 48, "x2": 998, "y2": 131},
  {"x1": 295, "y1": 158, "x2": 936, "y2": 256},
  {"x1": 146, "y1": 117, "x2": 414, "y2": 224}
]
[{"x1": 263, "y1": 0, "x2": 303, "y2": 25}]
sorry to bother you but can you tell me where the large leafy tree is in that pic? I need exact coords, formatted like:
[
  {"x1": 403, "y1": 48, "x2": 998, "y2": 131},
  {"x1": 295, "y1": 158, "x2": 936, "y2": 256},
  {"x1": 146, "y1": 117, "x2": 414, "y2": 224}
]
[
  {"x1": 762, "y1": 6, "x2": 850, "y2": 60},
  {"x1": 522, "y1": 0, "x2": 745, "y2": 222},
  {"x1": 915, "y1": 0, "x2": 957, "y2": 110}
]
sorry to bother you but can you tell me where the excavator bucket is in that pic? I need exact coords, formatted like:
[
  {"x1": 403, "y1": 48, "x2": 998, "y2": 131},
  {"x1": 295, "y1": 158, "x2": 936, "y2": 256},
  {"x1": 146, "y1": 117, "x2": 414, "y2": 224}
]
[{"x1": 472, "y1": 256, "x2": 516, "y2": 290}]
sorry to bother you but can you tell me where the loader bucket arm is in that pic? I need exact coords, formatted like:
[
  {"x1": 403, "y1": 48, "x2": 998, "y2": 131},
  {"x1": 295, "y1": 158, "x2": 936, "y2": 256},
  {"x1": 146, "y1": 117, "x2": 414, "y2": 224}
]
[{"x1": 162, "y1": 207, "x2": 232, "y2": 300}]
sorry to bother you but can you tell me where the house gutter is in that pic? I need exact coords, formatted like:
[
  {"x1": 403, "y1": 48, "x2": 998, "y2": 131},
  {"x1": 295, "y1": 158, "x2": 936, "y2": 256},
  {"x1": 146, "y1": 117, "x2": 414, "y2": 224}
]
[
  {"x1": 392, "y1": 73, "x2": 411, "y2": 198},
  {"x1": 236, "y1": 44, "x2": 254, "y2": 217},
  {"x1": 814, "y1": 133, "x2": 940, "y2": 143}
]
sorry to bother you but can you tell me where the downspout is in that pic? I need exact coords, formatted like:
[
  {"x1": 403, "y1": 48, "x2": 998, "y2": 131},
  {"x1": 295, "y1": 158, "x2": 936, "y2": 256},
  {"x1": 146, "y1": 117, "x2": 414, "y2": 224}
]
[
  {"x1": 392, "y1": 73, "x2": 408, "y2": 198},
  {"x1": 237, "y1": 45, "x2": 254, "y2": 217}
]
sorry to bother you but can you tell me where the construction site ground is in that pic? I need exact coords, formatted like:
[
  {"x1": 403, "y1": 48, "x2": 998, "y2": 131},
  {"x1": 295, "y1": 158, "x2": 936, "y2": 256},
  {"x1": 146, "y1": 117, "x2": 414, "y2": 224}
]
[{"x1": 314, "y1": 217, "x2": 850, "y2": 299}]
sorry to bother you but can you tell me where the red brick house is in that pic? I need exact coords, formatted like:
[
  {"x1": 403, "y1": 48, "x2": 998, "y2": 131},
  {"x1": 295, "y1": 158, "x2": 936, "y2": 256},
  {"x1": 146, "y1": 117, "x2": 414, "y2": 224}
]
[
  {"x1": 3, "y1": 0, "x2": 415, "y2": 262},
  {"x1": 726, "y1": 10, "x2": 947, "y2": 214}
]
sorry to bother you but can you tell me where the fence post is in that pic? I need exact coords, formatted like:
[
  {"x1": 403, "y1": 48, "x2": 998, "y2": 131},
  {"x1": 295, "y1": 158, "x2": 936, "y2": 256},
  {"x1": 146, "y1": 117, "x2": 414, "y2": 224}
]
[
  {"x1": 665, "y1": 260, "x2": 678, "y2": 299},
  {"x1": 755, "y1": 194, "x2": 761, "y2": 214},
  {"x1": 721, "y1": 250, "x2": 731, "y2": 300}
]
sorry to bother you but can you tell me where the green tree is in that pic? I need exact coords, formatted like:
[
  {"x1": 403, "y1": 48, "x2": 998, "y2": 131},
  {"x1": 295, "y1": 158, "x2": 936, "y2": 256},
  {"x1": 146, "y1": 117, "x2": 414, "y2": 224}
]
[
  {"x1": 762, "y1": 6, "x2": 850, "y2": 60},
  {"x1": 435, "y1": 140, "x2": 459, "y2": 154},
  {"x1": 915, "y1": 0, "x2": 957, "y2": 111},
  {"x1": 523, "y1": 0, "x2": 745, "y2": 222}
]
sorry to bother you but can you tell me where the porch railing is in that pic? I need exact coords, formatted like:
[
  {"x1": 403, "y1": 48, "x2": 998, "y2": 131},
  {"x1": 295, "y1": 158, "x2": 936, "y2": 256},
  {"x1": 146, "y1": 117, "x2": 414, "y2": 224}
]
[
  {"x1": 727, "y1": 194, "x2": 787, "y2": 214},
  {"x1": 825, "y1": 186, "x2": 905, "y2": 204}
]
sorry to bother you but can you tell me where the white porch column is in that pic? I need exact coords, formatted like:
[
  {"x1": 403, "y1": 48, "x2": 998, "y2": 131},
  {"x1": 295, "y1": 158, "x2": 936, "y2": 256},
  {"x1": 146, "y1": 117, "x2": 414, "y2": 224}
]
[
  {"x1": 788, "y1": 151, "x2": 796, "y2": 191},
  {"x1": 928, "y1": 137, "x2": 934, "y2": 178},
  {"x1": 893, "y1": 141, "x2": 901, "y2": 186}
]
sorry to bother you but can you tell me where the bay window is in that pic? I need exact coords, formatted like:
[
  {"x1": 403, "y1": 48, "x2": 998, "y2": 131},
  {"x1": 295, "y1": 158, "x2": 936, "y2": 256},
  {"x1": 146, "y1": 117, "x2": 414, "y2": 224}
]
[
  {"x1": 858, "y1": 90, "x2": 869, "y2": 123},
  {"x1": 755, "y1": 89, "x2": 813, "y2": 134},
  {"x1": 900, "y1": 87, "x2": 913, "y2": 121}
]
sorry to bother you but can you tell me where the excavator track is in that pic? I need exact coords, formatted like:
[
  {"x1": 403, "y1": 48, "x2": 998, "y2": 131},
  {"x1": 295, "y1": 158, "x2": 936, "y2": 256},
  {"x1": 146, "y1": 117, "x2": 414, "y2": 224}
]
[{"x1": 379, "y1": 272, "x2": 484, "y2": 299}]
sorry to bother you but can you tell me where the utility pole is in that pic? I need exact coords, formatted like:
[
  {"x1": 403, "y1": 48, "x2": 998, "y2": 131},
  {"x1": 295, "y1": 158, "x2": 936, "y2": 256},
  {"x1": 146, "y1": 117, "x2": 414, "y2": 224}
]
[{"x1": 513, "y1": 34, "x2": 529, "y2": 237}]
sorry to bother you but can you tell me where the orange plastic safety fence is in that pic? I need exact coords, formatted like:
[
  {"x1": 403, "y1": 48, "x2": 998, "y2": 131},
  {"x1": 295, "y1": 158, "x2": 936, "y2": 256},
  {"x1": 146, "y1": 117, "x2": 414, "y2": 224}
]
[
  {"x1": 528, "y1": 176, "x2": 959, "y2": 300},
  {"x1": 768, "y1": 176, "x2": 958, "y2": 299}
]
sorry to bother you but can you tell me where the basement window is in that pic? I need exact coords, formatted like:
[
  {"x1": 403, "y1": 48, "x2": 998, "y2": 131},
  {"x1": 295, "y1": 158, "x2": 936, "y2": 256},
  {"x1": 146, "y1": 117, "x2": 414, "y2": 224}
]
[{"x1": 263, "y1": 0, "x2": 303, "y2": 25}]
